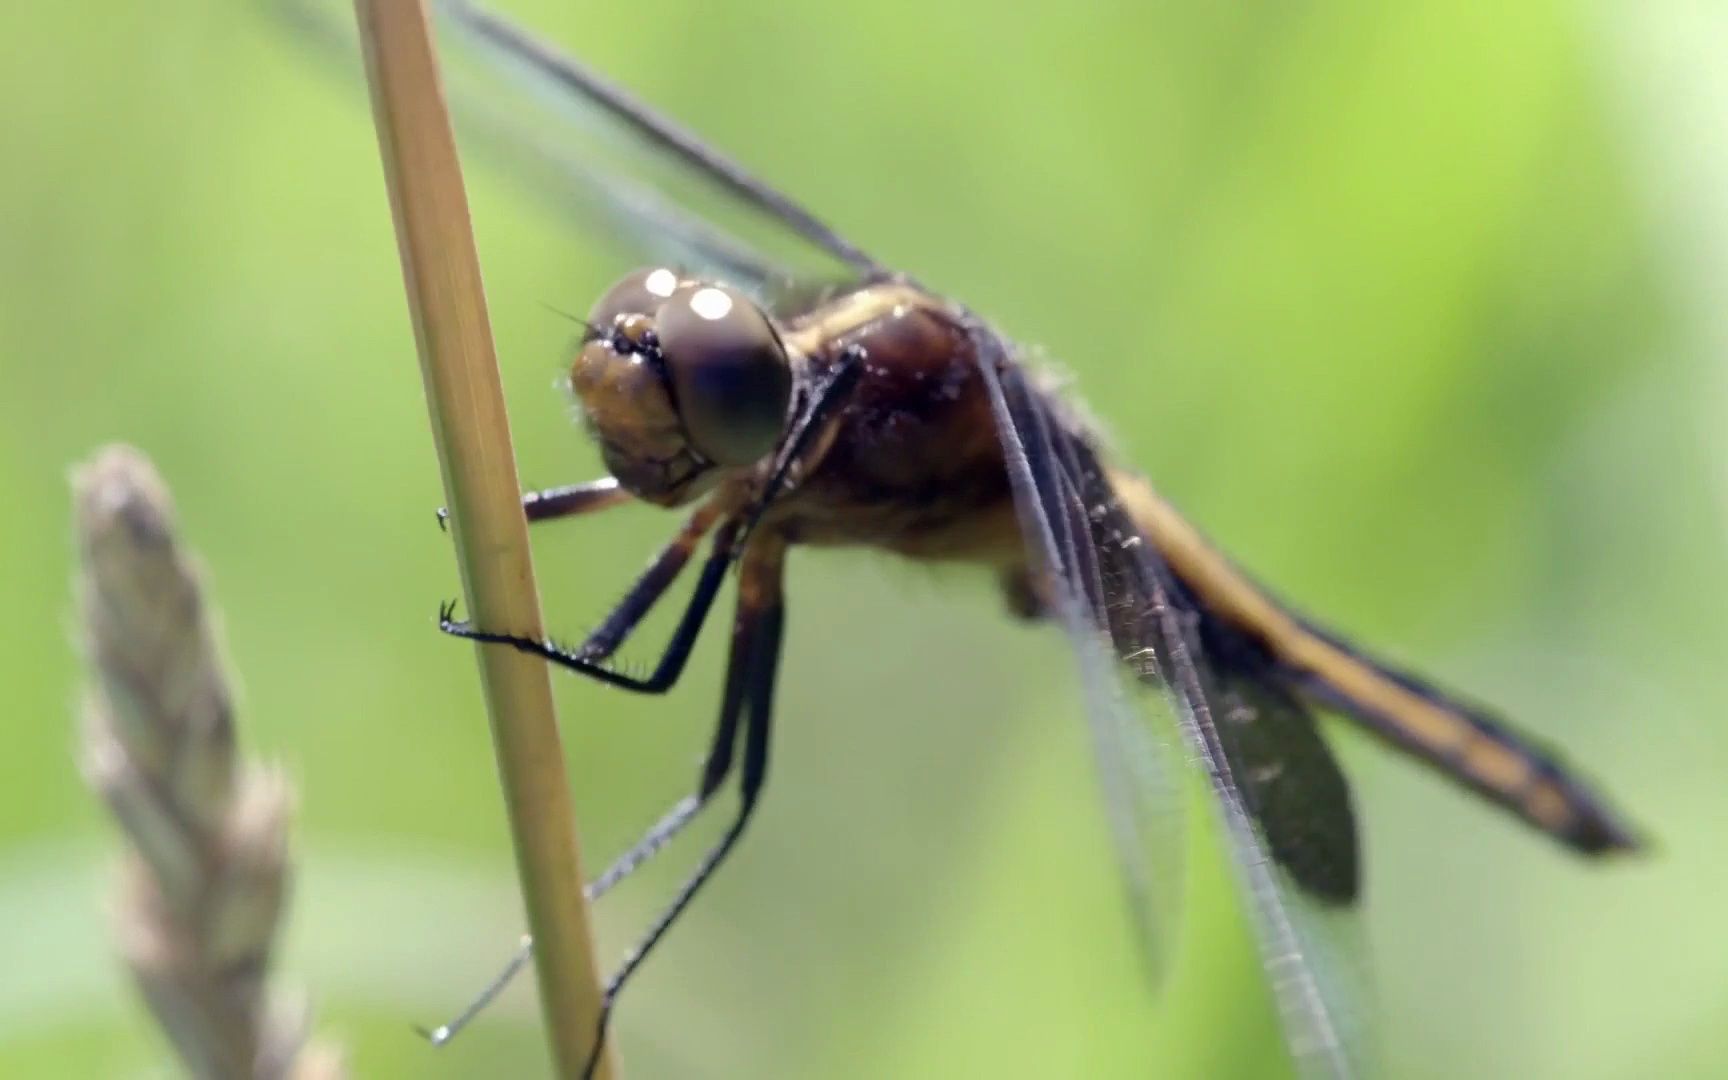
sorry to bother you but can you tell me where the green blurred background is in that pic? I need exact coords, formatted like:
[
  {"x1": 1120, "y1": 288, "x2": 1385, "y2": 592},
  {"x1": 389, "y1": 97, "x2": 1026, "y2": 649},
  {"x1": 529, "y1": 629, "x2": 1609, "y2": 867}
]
[{"x1": 3, "y1": 1, "x2": 1724, "y2": 1076}]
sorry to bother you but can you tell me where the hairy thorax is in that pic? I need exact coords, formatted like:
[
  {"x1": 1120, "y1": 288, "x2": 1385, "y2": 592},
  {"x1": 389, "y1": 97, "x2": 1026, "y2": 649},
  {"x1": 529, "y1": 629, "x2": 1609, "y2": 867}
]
[{"x1": 754, "y1": 283, "x2": 1024, "y2": 565}]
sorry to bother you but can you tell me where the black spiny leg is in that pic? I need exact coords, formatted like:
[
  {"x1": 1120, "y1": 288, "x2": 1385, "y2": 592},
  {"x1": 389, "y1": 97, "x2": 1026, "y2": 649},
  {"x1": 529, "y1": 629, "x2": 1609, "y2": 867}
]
[
  {"x1": 429, "y1": 345, "x2": 855, "y2": 1054},
  {"x1": 522, "y1": 477, "x2": 631, "y2": 523},
  {"x1": 438, "y1": 475, "x2": 631, "y2": 531},
  {"x1": 441, "y1": 344, "x2": 860, "y2": 690},
  {"x1": 582, "y1": 540, "x2": 788, "y2": 1080},
  {"x1": 576, "y1": 501, "x2": 724, "y2": 663},
  {"x1": 439, "y1": 519, "x2": 741, "y2": 695},
  {"x1": 421, "y1": 583, "x2": 761, "y2": 1050},
  {"x1": 583, "y1": 561, "x2": 759, "y2": 901}
]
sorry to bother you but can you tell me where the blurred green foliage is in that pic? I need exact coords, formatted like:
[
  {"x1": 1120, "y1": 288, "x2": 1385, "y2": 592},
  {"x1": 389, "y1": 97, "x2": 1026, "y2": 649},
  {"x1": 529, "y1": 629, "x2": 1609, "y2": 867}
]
[{"x1": 2, "y1": 1, "x2": 1724, "y2": 1077}]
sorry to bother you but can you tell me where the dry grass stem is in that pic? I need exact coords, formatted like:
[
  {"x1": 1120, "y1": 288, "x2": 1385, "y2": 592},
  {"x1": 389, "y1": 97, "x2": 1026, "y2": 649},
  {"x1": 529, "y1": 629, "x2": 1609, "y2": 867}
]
[
  {"x1": 74, "y1": 444, "x2": 343, "y2": 1080},
  {"x1": 353, "y1": 0, "x2": 615, "y2": 1074}
]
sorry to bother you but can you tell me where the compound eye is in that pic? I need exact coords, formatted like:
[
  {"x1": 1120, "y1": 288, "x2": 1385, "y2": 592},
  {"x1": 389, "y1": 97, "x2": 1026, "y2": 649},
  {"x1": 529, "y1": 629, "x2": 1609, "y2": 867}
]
[
  {"x1": 587, "y1": 267, "x2": 682, "y2": 332},
  {"x1": 656, "y1": 284, "x2": 792, "y2": 466}
]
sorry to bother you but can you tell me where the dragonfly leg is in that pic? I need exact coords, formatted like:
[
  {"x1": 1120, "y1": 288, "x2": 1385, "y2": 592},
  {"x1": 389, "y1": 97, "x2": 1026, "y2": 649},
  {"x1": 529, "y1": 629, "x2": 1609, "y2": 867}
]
[
  {"x1": 581, "y1": 539, "x2": 787, "y2": 1079},
  {"x1": 519, "y1": 477, "x2": 631, "y2": 523},
  {"x1": 574, "y1": 500, "x2": 726, "y2": 661},
  {"x1": 441, "y1": 343, "x2": 855, "y2": 687},
  {"x1": 583, "y1": 564, "x2": 759, "y2": 900},
  {"x1": 420, "y1": 606, "x2": 755, "y2": 1049},
  {"x1": 436, "y1": 475, "x2": 631, "y2": 531},
  {"x1": 439, "y1": 519, "x2": 741, "y2": 695}
]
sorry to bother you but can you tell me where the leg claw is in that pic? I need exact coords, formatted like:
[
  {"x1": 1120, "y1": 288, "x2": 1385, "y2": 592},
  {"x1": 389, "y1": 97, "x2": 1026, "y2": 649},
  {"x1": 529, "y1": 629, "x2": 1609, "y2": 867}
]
[{"x1": 437, "y1": 600, "x2": 470, "y2": 635}]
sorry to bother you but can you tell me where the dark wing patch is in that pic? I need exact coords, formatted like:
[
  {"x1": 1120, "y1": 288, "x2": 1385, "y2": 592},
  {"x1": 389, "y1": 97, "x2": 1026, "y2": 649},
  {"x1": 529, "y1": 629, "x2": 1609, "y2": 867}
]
[{"x1": 1204, "y1": 625, "x2": 1360, "y2": 905}]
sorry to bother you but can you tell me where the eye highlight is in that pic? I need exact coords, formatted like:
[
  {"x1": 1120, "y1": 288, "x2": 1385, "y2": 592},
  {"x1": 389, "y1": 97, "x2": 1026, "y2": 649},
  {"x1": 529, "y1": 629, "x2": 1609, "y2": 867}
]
[
  {"x1": 655, "y1": 283, "x2": 792, "y2": 467},
  {"x1": 687, "y1": 286, "x2": 734, "y2": 321},
  {"x1": 587, "y1": 266, "x2": 682, "y2": 333}
]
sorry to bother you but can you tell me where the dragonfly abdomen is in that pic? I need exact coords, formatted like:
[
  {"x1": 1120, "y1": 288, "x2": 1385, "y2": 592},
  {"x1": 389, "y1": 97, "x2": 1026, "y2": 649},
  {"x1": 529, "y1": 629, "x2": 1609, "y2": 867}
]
[{"x1": 1107, "y1": 468, "x2": 1641, "y2": 856}]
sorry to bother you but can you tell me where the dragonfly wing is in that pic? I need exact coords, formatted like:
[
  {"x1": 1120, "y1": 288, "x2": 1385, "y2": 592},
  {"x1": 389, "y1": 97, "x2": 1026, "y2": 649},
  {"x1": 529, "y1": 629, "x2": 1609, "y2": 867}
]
[
  {"x1": 274, "y1": 0, "x2": 874, "y2": 316},
  {"x1": 433, "y1": 1, "x2": 879, "y2": 315},
  {"x1": 975, "y1": 329, "x2": 1188, "y2": 982},
  {"x1": 977, "y1": 333, "x2": 1374, "y2": 1078},
  {"x1": 1086, "y1": 452, "x2": 1374, "y2": 1078},
  {"x1": 436, "y1": 1, "x2": 885, "y2": 272}
]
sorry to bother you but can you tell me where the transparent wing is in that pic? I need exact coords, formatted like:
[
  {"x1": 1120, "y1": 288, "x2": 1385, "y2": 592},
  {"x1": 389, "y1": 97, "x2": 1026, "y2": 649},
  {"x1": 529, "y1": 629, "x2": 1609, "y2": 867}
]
[
  {"x1": 434, "y1": 0, "x2": 886, "y2": 312},
  {"x1": 273, "y1": 0, "x2": 880, "y2": 315},
  {"x1": 974, "y1": 330, "x2": 1188, "y2": 982},
  {"x1": 976, "y1": 336, "x2": 1375, "y2": 1078},
  {"x1": 1072, "y1": 433, "x2": 1374, "y2": 1078}
]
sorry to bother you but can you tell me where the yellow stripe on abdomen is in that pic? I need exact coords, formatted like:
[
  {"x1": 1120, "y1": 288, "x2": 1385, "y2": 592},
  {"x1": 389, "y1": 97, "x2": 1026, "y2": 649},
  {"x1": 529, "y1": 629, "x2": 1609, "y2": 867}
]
[{"x1": 1106, "y1": 468, "x2": 1608, "y2": 845}]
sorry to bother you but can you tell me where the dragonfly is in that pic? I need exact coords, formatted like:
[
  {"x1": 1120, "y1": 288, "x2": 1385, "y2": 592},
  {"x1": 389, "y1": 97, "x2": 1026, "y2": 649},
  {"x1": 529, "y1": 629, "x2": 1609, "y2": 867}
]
[{"x1": 362, "y1": 3, "x2": 1645, "y2": 1075}]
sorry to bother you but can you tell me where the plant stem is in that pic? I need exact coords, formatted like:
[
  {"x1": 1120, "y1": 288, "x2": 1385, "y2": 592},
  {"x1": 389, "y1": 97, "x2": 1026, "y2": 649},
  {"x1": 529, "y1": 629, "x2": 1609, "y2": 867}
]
[{"x1": 352, "y1": 2, "x2": 615, "y2": 1075}]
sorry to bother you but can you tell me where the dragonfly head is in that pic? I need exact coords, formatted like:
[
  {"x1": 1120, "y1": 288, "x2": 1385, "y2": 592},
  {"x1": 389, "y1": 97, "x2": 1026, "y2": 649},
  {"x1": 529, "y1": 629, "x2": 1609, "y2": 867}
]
[{"x1": 573, "y1": 267, "x2": 794, "y2": 505}]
